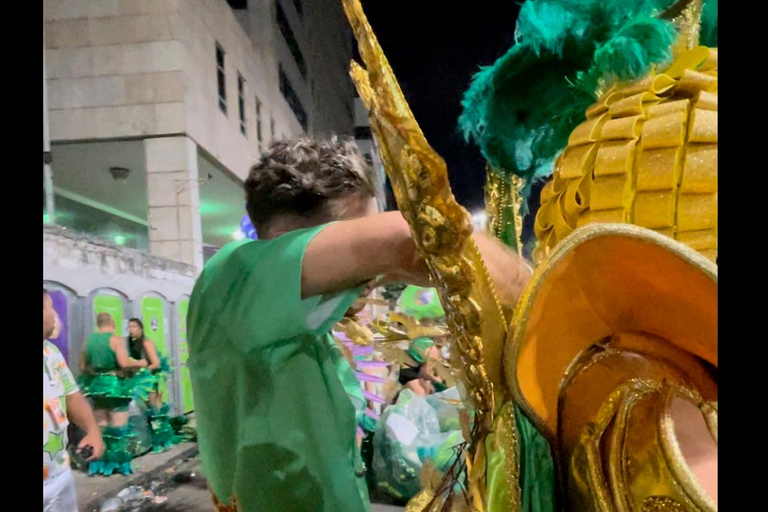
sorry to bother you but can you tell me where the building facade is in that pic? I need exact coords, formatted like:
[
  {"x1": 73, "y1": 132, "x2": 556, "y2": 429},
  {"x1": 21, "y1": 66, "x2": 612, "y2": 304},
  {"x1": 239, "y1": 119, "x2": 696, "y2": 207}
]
[
  {"x1": 43, "y1": 0, "x2": 364, "y2": 413},
  {"x1": 44, "y1": 0, "x2": 358, "y2": 269}
]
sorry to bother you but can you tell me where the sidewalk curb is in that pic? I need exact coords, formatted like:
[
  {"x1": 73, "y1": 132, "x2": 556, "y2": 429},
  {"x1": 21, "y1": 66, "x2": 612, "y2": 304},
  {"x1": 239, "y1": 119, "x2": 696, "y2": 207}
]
[{"x1": 83, "y1": 444, "x2": 199, "y2": 512}]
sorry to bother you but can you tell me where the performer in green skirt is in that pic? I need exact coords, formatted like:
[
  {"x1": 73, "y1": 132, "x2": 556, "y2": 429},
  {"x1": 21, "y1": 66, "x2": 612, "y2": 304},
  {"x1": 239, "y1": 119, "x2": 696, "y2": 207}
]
[
  {"x1": 79, "y1": 313, "x2": 146, "y2": 476},
  {"x1": 127, "y1": 318, "x2": 179, "y2": 453}
]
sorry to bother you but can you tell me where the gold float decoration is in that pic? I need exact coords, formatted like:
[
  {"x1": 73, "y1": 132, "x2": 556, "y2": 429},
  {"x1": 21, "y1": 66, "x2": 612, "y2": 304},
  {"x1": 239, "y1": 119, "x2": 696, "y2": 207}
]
[
  {"x1": 533, "y1": 45, "x2": 717, "y2": 263},
  {"x1": 342, "y1": 0, "x2": 517, "y2": 509}
]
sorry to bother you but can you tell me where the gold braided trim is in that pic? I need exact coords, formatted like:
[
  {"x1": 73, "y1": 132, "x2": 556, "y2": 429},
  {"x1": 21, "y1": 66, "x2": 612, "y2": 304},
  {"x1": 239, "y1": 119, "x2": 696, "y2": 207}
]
[
  {"x1": 342, "y1": 1, "x2": 516, "y2": 508},
  {"x1": 484, "y1": 170, "x2": 526, "y2": 267},
  {"x1": 211, "y1": 491, "x2": 239, "y2": 512},
  {"x1": 343, "y1": 0, "x2": 502, "y2": 433}
]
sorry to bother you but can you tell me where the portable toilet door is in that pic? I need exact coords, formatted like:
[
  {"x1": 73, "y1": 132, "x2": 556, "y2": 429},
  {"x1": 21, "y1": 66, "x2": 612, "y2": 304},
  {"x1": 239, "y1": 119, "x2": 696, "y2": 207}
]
[
  {"x1": 175, "y1": 297, "x2": 194, "y2": 414},
  {"x1": 88, "y1": 288, "x2": 130, "y2": 338},
  {"x1": 133, "y1": 292, "x2": 175, "y2": 411},
  {"x1": 43, "y1": 281, "x2": 83, "y2": 372}
]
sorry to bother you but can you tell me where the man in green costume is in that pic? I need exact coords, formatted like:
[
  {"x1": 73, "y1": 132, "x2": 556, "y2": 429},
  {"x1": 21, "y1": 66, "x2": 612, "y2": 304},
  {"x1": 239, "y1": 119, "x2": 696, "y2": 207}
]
[
  {"x1": 188, "y1": 138, "x2": 531, "y2": 512},
  {"x1": 80, "y1": 313, "x2": 147, "y2": 475}
]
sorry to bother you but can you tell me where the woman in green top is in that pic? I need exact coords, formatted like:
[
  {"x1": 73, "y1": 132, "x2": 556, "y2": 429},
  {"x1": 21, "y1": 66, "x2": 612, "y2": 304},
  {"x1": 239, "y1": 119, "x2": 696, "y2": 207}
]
[
  {"x1": 128, "y1": 318, "x2": 179, "y2": 453},
  {"x1": 187, "y1": 138, "x2": 532, "y2": 512},
  {"x1": 128, "y1": 318, "x2": 163, "y2": 407}
]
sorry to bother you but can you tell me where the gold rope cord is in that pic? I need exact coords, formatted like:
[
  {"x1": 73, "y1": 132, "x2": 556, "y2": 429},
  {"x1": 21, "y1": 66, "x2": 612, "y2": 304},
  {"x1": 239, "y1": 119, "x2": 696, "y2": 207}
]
[{"x1": 484, "y1": 170, "x2": 526, "y2": 257}]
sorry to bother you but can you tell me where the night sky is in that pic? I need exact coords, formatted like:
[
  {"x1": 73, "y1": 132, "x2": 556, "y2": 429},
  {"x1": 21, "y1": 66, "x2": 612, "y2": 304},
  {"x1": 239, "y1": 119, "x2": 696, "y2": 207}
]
[{"x1": 358, "y1": 0, "x2": 520, "y2": 212}]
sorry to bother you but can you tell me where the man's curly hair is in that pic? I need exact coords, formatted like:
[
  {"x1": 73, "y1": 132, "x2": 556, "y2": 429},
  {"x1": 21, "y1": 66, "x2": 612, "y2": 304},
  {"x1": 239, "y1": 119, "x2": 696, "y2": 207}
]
[{"x1": 245, "y1": 137, "x2": 376, "y2": 233}]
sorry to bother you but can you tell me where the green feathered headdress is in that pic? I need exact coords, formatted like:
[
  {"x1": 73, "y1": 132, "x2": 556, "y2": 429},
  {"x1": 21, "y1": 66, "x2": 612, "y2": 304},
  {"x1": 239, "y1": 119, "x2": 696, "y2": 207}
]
[
  {"x1": 407, "y1": 337, "x2": 435, "y2": 365},
  {"x1": 459, "y1": 0, "x2": 717, "y2": 199}
]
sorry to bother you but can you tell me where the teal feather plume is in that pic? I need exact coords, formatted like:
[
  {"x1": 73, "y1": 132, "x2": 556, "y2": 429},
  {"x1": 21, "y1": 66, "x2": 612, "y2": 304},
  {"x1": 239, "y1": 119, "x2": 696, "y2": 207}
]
[{"x1": 700, "y1": 0, "x2": 717, "y2": 47}]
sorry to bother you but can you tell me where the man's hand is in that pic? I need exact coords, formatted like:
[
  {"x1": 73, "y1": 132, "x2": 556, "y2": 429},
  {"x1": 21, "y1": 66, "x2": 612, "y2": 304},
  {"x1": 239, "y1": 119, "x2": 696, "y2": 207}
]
[
  {"x1": 419, "y1": 378, "x2": 435, "y2": 395},
  {"x1": 65, "y1": 392, "x2": 104, "y2": 461},
  {"x1": 78, "y1": 430, "x2": 105, "y2": 461}
]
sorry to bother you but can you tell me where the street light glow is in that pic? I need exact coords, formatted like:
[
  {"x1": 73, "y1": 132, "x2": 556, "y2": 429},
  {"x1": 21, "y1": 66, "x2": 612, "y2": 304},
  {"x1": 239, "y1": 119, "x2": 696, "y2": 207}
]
[{"x1": 471, "y1": 211, "x2": 488, "y2": 230}]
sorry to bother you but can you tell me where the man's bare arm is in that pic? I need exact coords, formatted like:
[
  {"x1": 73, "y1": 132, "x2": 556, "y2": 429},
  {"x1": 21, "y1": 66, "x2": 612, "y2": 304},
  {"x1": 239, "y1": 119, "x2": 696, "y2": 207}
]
[
  {"x1": 111, "y1": 336, "x2": 147, "y2": 369},
  {"x1": 303, "y1": 211, "x2": 531, "y2": 306},
  {"x1": 302, "y1": 211, "x2": 424, "y2": 298},
  {"x1": 473, "y1": 232, "x2": 532, "y2": 307}
]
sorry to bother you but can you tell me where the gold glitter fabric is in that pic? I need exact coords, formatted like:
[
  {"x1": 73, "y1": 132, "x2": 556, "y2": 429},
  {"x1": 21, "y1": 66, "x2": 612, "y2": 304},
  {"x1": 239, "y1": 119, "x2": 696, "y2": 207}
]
[
  {"x1": 565, "y1": 377, "x2": 716, "y2": 512},
  {"x1": 507, "y1": 224, "x2": 718, "y2": 512},
  {"x1": 534, "y1": 46, "x2": 718, "y2": 263},
  {"x1": 485, "y1": 171, "x2": 525, "y2": 253},
  {"x1": 342, "y1": 0, "x2": 516, "y2": 508}
]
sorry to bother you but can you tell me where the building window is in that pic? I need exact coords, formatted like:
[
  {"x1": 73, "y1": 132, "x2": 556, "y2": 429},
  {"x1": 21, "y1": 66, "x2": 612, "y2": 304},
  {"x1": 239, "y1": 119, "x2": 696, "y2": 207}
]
[
  {"x1": 216, "y1": 43, "x2": 227, "y2": 114},
  {"x1": 355, "y1": 126, "x2": 372, "y2": 140},
  {"x1": 238, "y1": 73, "x2": 247, "y2": 136},
  {"x1": 276, "y1": 2, "x2": 307, "y2": 78},
  {"x1": 278, "y1": 64, "x2": 308, "y2": 131},
  {"x1": 226, "y1": 0, "x2": 248, "y2": 8},
  {"x1": 255, "y1": 96, "x2": 263, "y2": 146},
  {"x1": 52, "y1": 192, "x2": 149, "y2": 251},
  {"x1": 292, "y1": 0, "x2": 303, "y2": 17},
  {"x1": 270, "y1": 115, "x2": 275, "y2": 140}
]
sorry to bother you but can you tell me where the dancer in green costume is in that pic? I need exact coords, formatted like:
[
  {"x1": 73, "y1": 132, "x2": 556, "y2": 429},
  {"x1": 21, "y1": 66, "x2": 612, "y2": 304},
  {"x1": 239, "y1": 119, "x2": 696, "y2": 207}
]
[
  {"x1": 79, "y1": 313, "x2": 146, "y2": 476},
  {"x1": 188, "y1": 138, "x2": 530, "y2": 512},
  {"x1": 127, "y1": 318, "x2": 179, "y2": 453}
]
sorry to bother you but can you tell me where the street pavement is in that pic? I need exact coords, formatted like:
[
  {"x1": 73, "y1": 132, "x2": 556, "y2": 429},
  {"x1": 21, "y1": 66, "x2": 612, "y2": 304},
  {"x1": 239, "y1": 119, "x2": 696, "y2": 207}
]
[{"x1": 77, "y1": 448, "x2": 404, "y2": 511}]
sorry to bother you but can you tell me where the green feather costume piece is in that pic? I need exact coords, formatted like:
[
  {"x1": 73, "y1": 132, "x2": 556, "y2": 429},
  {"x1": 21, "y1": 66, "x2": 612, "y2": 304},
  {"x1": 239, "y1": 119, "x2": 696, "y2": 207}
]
[
  {"x1": 132, "y1": 356, "x2": 172, "y2": 403},
  {"x1": 132, "y1": 369, "x2": 159, "y2": 403},
  {"x1": 79, "y1": 373, "x2": 134, "y2": 412},
  {"x1": 88, "y1": 425, "x2": 136, "y2": 476},
  {"x1": 147, "y1": 403, "x2": 181, "y2": 453}
]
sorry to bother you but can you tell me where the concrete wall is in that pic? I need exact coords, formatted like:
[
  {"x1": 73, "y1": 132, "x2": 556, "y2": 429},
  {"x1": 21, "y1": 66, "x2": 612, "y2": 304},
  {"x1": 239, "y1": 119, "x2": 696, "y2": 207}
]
[
  {"x1": 43, "y1": 0, "x2": 299, "y2": 181},
  {"x1": 44, "y1": 0, "x2": 187, "y2": 140},
  {"x1": 43, "y1": 0, "x2": 359, "y2": 264},
  {"x1": 44, "y1": 225, "x2": 196, "y2": 414},
  {"x1": 238, "y1": 0, "x2": 355, "y2": 138},
  {"x1": 303, "y1": 0, "x2": 355, "y2": 136},
  {"x1": 271, "y1": 0, "x2": 310, "y2": 135},
  {"x1": 44, "y1": 225, "x2": 196, "y2": 301}
]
